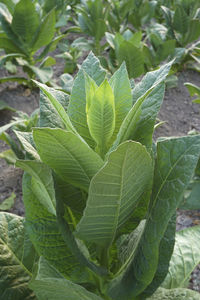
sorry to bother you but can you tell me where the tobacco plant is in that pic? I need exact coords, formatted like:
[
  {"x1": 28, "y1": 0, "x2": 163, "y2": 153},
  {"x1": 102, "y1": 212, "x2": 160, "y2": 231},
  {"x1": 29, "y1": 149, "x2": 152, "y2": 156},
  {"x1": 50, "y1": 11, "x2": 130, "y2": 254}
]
[
  {"x1": 1, "y1": 53, "x2": 200, "y2": 300},
  {"x1": 0, "y1": 0, "x2": 64, "y2": 84}
]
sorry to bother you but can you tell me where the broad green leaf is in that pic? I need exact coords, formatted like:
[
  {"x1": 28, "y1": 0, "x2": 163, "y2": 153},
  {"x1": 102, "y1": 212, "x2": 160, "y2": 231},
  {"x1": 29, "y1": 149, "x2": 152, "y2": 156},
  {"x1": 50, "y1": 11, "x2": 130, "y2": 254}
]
[
  {"x1": 141, "y1": 214, "x2": 176, "y2": 298},
  {"x1": 68, "y1": 52, "x2": 106, "y2": 147},
  {"x1": 109, "y1": 62, "x2": 132, "y2": 142},
  {"x1": 30, "y1": 257, "x2": 103, "y2": 300},
  {"x1": 39, "y1": 88, "x2": 69, "y2": 129},
  {"x1": 173, "y1": 6, "x2": 189, "y2": 35},
  {"x1": 14, "y1": 131, "x2": 40, "y2": 160},
  {"x1": 156, "y1": 40, "x2": 176, "y2": 63},
  {"x1": 16, "y1": 160, "x2": 56, "y2": 215},
  {"x1": 68, "y1": 70, "x2": 95, "y2": 147},
  {"x1": 147, "y1": 287, "x2": 200, "y2": 300},
  {"x1": 33, "y1": 128, "x2": 103, "y2": 192},
  {"x1": 11, "y1": 0, "x2": 39, "y2": 47},
  {"x1": 130, "y1": 83, "x2": 165, "y2": 150},
  {"x1": 108, "y1": 135, "x2": 200, "y2": 300},
  {"x1": 0, "y1": 36, "x2": 22, "y2": 53},
  {"x1": 53, "y1": 175, "x2": 85, "y2": 215},
  {"x1": 0, "y1": 212, "x2": 37, "y2": 299},
  {"x1": 0, "y1": 100, "x2": 15, "y2": 111},
  {"x1": 0, "y1": 12, "x2": 29, "y2": 55},
  {"x1": 55, "y1": 181, "x2": 107, "y2": 277},
  {"x1": 0, "y1": 192, "x2": 15, "y2": 210},
  {"x1": 117, "y1": 220, "x2": 146, "y2": 267},
  {"x1": 179, "y1": 180, "x2": 200, "y2": 210},
  {"x1": 87, "y1": 79, "x2": 115, "y2": 157},
  {"x1": 162, "y1": 225, "x2": 200, "y2": 289},
  {"x1": 116, "y1": 41, "x2": 144, "y2": 78},
  {"x1": 184, "y1": 19, "x2": 200, "y2": 45},
  {"x1": 81, "y1": 52, "x2": 107, "y2": 86},
  {"x1": 22, "y1": 173, "x2": 86, "y2": 278},
  {"x1": 32, "y1": 10, "x2": 55, "y2": 51},
  {"x1": 28, "y1": 65, "x2": 53, "y2": 83},
  {"x1": 76, "y1": 141, "x2": 152, "y2": 248},
  {"x1": 33, "y1": 81, "x2": 76, "y2": 133},
  {"x1": 132, "y1": 60, "x2": 172, "y2": 103}
]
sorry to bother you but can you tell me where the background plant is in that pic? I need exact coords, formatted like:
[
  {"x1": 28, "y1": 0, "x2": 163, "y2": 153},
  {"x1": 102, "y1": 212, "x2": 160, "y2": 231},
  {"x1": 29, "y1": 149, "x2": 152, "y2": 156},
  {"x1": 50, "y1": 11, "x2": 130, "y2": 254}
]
[
  {"x1": 0, "y1": 0, "x2": 64, "y2": 84},
  {"x1": 1, "y1": 54, "x2": 200, "y2": 299}
]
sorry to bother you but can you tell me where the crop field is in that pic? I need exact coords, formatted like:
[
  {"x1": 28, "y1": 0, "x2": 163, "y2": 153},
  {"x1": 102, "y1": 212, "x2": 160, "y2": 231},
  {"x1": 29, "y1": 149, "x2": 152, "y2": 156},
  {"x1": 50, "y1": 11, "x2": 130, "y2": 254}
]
[{"x1": 0, "y1": 0, "x2": 200, "y2": 299}]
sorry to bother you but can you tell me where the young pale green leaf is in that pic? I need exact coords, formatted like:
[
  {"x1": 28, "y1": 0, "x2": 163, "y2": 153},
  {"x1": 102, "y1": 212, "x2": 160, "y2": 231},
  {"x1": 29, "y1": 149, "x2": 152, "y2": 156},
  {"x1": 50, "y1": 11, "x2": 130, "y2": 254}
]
[
  {"x1": 33, "y1": 128, "x2": 103, "y2": 192},
  {"x1": 116, "y1": 40, "x2": 144, "y2": 78},
  {"x1": 68, "y1": 52, "x2": 106, "y2": 147},
  {"x1": 147, "y1": 287, "x2": 200, "y2": 300},
  {"x1": 162, "y1": 225, "x2": 200, "y2": 289},
  {"x1": 110, "y1": 83, "x2": 165, "y2": 152},
  {"x1": 87, "y1": 79, "x2": 115, "y2": 157},
  {"x1": 0, "y1": 212, "x2": 37, "y2": 299},
  {"x1": 109, "y1": 62, "x2": 132, "y2": 143},
  {"x1": 76, "y1": 141, "x2": 152, "y2": 248},
  {"x1": 130, "y1": 83, "x2": 165, "y2": 150},
  {"x1": 108, "y1": 135, "x2": 200, "y2": 300},
  {"x1": 11, "y1": 0, "x2": 39, "y2": 48},
  {"x1": 84, "y1": 72, "x2": 98, "y2": 113},
  {"x1": 33, "y1": 81, "x2": 76, "y2": 133},
  {"x1": 16, "y1": 160, "x2": 56, "y2": 215},
  {"x1": 30, "y1": 257, "x2": 103, "y2": 300},
  {"x1": 32, "y1": 10, "x2": 55, "y2": 51},
  {"x1": 132, "y1": 60, "x2": 172, "y2": 103}
]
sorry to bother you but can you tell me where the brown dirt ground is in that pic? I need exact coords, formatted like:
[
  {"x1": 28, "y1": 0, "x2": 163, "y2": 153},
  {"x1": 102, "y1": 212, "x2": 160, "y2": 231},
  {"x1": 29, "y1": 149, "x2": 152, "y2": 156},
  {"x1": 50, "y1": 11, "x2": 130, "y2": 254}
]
[{"x1": 0, "y1": 65, "x2": 200, "y2": 291}]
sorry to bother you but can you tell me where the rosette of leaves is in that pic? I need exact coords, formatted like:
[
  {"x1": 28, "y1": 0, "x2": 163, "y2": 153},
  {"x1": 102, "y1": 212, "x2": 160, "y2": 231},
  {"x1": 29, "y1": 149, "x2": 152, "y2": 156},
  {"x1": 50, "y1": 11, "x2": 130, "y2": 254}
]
[
  {"x1": 76, "y1": 0, "x2": 109, "y2": 55},
  {"x1": 0, "y1": 0, "x2": 64, "y2": 84},
  {"x1": 105, "y1": 30, "x2": 145, "y2": 78},
  {"x1": 1, "y1": 53, "x2": 200, "y2": 299},
  {"x1": 160, "y1": 1, "x2": 200, "y2": 70}
]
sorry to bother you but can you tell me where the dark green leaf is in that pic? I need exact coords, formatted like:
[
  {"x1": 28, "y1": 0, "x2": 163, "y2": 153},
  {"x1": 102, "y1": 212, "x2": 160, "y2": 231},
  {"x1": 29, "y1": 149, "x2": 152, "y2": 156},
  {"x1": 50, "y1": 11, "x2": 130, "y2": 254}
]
[{"x1": 0, "y1": 212, "x2": 37, "y2": 299}]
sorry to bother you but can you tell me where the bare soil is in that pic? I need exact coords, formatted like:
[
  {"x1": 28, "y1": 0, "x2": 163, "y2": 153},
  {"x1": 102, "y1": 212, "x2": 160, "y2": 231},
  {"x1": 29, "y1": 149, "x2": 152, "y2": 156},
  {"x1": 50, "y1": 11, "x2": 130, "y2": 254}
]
[{"x1": 0, "y1": 65, "x2": 200, "y2": 291}]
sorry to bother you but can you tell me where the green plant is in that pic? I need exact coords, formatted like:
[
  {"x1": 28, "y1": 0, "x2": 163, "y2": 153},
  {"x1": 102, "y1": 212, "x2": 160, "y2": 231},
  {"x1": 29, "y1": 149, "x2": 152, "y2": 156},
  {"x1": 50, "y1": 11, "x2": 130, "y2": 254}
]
[
  {"x1": 76, "y1": 0, "x2": 109, "y2": 55},
  {"x1": 0, "y1": 0, "x2": 64, "y2": 84},
  {"x1": 56, "y1": 40, "x2": 82, "y2": 74},
  {"x1": 0, "y1": 109, "x2": 39, "y2": 164},
  {"x1": 1, "y1": 53, "x2": 200, "y2": 299},
  {"x1": 105, "y1": 30, "x2": 145, "y2": 78}
]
